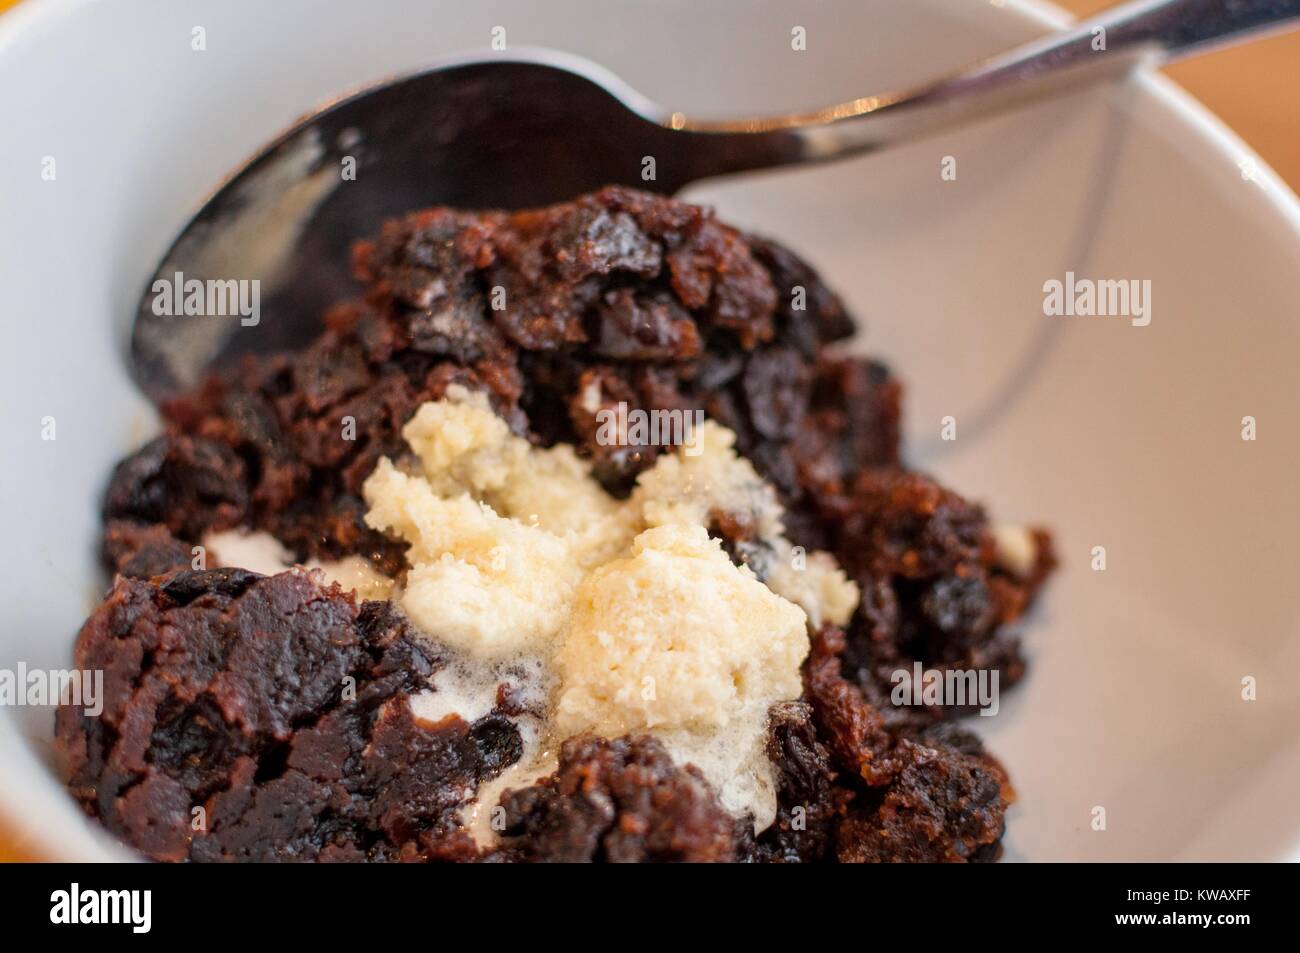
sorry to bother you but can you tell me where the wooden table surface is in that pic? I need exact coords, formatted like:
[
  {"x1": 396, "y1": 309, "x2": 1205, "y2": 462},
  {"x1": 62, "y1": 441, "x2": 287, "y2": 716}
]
[{"x1": 0, "y1": 0, "x2": 1296, "y2": 862}]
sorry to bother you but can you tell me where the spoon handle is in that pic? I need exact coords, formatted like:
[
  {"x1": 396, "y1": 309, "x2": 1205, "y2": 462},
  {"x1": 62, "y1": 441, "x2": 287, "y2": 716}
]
[{"x1": 680, "y1": 0, "x2": 1300, "y2": 162}]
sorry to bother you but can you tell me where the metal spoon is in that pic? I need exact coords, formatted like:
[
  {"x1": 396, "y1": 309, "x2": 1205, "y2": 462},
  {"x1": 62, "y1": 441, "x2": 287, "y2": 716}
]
[{"x1": 131, "y1": 0, "x2": 1300, "y2": 403}]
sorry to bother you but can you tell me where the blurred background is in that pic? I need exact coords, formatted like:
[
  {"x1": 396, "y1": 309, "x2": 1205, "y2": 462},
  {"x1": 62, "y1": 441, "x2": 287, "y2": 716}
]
[{"x1": 0, "y1": 0, "x2": 1295, "y2": 862}]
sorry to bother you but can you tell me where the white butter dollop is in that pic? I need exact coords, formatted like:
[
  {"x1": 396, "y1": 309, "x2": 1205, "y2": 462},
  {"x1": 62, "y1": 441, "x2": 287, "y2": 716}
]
[
  {"x1": 554, "y1": 523, "x2": 808, "y2": 828},
  {"x1": 358, "y1": 388, "x2": 862, "y2": 832}
]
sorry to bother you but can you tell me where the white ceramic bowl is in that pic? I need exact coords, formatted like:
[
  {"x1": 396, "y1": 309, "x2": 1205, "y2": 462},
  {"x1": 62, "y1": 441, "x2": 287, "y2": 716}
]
[{"x1": 2, "y1": 0, "x2": 1297, "y2": 862}]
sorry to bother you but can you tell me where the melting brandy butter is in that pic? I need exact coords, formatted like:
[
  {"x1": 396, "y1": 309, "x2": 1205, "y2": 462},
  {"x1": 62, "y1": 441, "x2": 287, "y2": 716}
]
[{"x1": 210, "y1": 386, "x2": 861, "y2": 840}]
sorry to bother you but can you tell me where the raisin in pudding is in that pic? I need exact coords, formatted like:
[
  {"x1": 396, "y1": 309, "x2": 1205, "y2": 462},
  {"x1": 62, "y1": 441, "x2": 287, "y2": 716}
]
[{"x1": 58, "y1": 186, "x2": 1054, "y2": 862}]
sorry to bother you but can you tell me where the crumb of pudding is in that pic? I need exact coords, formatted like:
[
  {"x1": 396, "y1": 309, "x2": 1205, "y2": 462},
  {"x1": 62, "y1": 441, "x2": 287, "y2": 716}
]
[
  {"x1": 55, "y1": 568, "x2": 520, "y2": 862},
  {"x1": 802, "y1": 626, "x2": 1010, "y2": 862},
  {"x1": 835, "y1": 468, "x2": 1057, "y2": 719},
  {"x1": 72, "y1": 186, "x2": 1053, "y2": 862},
  {"x1": 491, "y1": 734, "x2": 737, "y2": 863}
]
